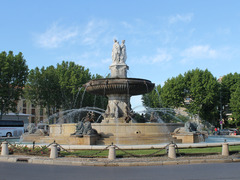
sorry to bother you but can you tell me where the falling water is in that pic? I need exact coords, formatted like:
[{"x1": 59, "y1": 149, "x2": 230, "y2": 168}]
[
  {"x1": 80, "y1": 85, "x2": 88, "y2": 108},
  {"x1": 73, "y1": 87, "x2": 83, "y2": 108}
]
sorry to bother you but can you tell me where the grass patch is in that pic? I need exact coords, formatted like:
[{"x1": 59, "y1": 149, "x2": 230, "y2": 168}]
[{"x1": 60, "y1": 145, "x2": 240, "y2": 158}]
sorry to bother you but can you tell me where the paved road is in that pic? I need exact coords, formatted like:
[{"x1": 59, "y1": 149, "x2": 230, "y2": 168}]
[{"x1": 1, "y1": 162, "x2": 240, "y2": 180}]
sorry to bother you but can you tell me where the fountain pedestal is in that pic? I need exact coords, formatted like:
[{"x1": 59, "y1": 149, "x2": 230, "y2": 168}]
[
  {"x1": 102, "y1": 94, "x2": 130, "y2": 123},
  {"x1": 109, "y1": 63, "x2": 129, "y2": 78}
]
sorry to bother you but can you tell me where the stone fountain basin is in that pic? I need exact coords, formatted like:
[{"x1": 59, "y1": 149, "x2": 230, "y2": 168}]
[
  {"x1": 84, "y1": 78, "x2": 155, "y2": 96},
  {"x1": 49, "y1": 123, "x2": 184, "y2": 145}
]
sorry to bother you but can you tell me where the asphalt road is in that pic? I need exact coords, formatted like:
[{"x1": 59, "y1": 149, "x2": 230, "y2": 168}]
[{"x1": 0, "y1": 162, "x2": 240, "y2": 180}]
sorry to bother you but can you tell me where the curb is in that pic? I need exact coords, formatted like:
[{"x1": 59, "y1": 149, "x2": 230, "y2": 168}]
[{"x1": 1, "y1": 156, "x2": 240, "y2": 167}]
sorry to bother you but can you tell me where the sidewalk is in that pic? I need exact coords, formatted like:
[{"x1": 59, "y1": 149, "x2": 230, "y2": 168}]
[{"x1": 1, "y1": 154, "x2": 240, "y2": 167}]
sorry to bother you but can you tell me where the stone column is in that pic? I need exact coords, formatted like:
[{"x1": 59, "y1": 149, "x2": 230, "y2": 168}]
[
  {"x1": 222, "y1": 143, "x2": 229, "y2": 156},
  {"x1": 168, "y1": 144, "x2": 176, "y2": 159},
  {"x1": 50, "y1": 144, "x2": 58, "y2": 159},
  {"x1": 1, "y1": 141, "x2": 9, "y2": 156},
  {"x1": 108, "y1": 145, "x2": 116, "y2": 160}
]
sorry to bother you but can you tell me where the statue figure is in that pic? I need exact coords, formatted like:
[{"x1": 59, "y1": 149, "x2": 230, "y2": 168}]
[
  {"x1": 149, "y1": 112, "x2": 158, "y2": 122},
  {"x1": 120, "y1": 40, "x2": 127, "y2": 63},
  {"x1": 71, "y1": 112, "x2": 98, "y2": 137},
  {"x1": 27, "y1": 123, "x2": 36, "y2": 134},
  {"x1": 184, "y1": 121, "x2": 192, "y2": 132},
  {"x1": 184, "y1": 121, "x2": 198, "y2": 132},
  {"x1": 112, "y1": 39, "x2": 121, "y2": 64},
  {"x1": 71, "y1": 121, "x2": 84, "y2": 137}
]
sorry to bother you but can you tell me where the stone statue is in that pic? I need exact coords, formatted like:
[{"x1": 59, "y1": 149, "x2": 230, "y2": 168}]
[
  {"x1": 184, "y1": 121, "x2": 198, "y2": 132},
  {"x1": 71, "y1": 121, "x2": 84, "y2": 137},
  {"x1": 71, "y1": 112, "x2": 98, "y2": 137},
  {"x1": 27, "y1": 123, "x2": 36, "y2": 134},
  {"x1": 120, "y1": 40, "x2": 127, "y2": 63},
  {"x1": 112, "y1": 39, "x2": 121, "y2": 64}
]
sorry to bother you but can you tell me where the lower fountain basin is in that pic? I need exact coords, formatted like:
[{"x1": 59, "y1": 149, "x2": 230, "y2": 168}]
[{"x1": 48, "y1": 123, "x2": 184, "y2": 145}]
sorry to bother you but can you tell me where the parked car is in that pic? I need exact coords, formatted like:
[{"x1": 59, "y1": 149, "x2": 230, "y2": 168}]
[
  {"x1": 219, "y1": 129, "x2": 230, "y2": 135},
  {"x1": 229, "y1": 129, "x2": 240, "y2": 135}
]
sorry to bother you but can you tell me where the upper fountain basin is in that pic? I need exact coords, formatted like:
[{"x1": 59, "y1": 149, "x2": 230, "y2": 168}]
[{"x1": 84, "y1": 78, "x2": 155, "y2": 96}]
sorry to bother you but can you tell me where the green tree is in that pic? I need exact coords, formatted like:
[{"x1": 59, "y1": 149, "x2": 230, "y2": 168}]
[
  {"x1": 184, "y1": 69, "x2": 219, "y2": 123},
  {"x1": 26, "y1": 61, "x2": 108, "y2": 122},
  {"x1": 25, "y1": 66, "x2": 62, "y2": 117},
  {"x1": 0, "y1": 51, "x2": 28, "y2": 119},
  {"x1": 142, "y1": 85, "x2": 162, "y2": 108},
  {"x1": 221, "y1": 73, "x2": 240, "y2": 106},
  {"x1": 56, "y1": 61, "x2": 92, "y2": 109},
  {"x1": 229, "y1": 82, "x2": 240, "y2": 127},
  {"x1": 161, "y1": 74, "x2": 185, "y2": 108}
]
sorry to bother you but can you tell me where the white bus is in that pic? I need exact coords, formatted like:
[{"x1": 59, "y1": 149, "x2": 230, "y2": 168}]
[{"x1": 0, "y1": 120, "x2": 24, "y2": 137}]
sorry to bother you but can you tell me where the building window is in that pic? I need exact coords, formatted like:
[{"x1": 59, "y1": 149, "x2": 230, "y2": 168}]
[
  {"x1": 23, "y1": 108, "x2": 26, "y2": 114},
  {"x1": 31, "y1": 117, "x2": 35, "y2": 123},
  {"x1": 23, "y1": 100, "x2": 26, "y2": 108},
  {"x1": 40, "y1": 109, "x2": 43, "y2": 116},
  {"x1": 31, "y1": 109, "x2": 35, "y2": 115}
]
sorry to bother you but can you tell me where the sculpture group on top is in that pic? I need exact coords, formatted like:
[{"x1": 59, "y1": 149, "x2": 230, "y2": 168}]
[{"x1": 112, "y1": 39, "x2": 127, "y2": 64}]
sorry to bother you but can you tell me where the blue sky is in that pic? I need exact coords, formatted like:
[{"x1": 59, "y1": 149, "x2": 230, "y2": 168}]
[{"x1": 1, "y1": 0, "x2": 240, "y2": 109}]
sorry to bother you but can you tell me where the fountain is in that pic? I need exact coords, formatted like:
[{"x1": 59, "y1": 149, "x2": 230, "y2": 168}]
[
  {"x1": 47, "y1": 39, "x2": 185, "y2": 145},
  {"x1": 23, "y1": 39, "x2": 186, "y2": 145}
]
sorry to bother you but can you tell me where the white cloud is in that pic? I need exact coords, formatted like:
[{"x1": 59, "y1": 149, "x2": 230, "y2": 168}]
[
  {"x1": 101, "y1": 58, "x2": 111, "y2": 64},
  {"x1": 121, "y1": 21, "x2": 133, "y2": 30},
  {"x1": 34, "y1": 22, "x2": 78, "y2": 48},
  {"x1": 181, "y1": 45, "x2": 217, "y2": 63},
  {"x1": 133, "y1": 49, "x2": 172, "y2": 65},
  {"x1": 152, "y1": 49, "x2": 172, "y2": 63},
  {"x1": 81, "y1": 19, "x2": 109, "y2": 45},
  {"x1": 169, "y1": 13, "x2": 193, "y2": 24}
]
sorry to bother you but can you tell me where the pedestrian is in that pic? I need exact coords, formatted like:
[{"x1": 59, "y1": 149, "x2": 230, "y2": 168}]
[{"x1": 214, "y1": 127, "x2": 217, "y2": 135}]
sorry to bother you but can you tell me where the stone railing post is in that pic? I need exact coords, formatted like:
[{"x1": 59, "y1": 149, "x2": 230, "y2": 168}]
[
  {"x1": 1, "y1": 141, "x2": 9, "y2": 156},
  {"x1": 50, "y1": 143, "x2": 58, "y2": 159},
  {"x1": 108, "y1": 145, "x2": 116, "y2": 160},
  {"x1": 222, "y1": 143, "x2": 229, "y2": 156},
  {"x1": 168, "y1": 144, "x2": 176, "y2": 159}
]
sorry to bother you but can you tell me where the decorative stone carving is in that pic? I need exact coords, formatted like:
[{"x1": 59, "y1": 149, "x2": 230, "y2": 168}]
[
  {"x1": 27, "y1": 123, "x2": 36, "y2": 134},
  {"x1": 71, "y1": 112, "x2": 98, "y2": 137},
  {"x1": 112, "y1": 39, "x2": 127, "y2": 64}
]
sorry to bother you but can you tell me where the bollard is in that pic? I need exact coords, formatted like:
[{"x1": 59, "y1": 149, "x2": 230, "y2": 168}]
[
  {"x1": 50, "y1": 144, "x2": 58, "y2": 159},
  {"x1": 168, "y1": 144, "x2": 176, "y2": 159},
  {"x1": 108, "y1": 145, "x2": 116, "y2": 160},
  {"x1": 222, "y1": 143, "x2": 229, "y2": 156},
  {"x1": 1, "y1": 141, "x2": 9, "y2": 156}
]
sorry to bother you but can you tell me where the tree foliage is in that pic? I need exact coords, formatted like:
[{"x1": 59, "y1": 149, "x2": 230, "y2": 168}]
[
  {"x1": 25, "y1": 61, "x2": 107, "y2": 118},
  {"x1": 229, "y1": 82, "x2": 240, "y2": 126},
  {"x1": 142, "y1": 85, "x2": 162, "y2": 108},
  {"x1": 184, "y1": 69, "x2": 219, "y2": 122},
  {"x1": 221, "y1": 73, "x2": 240, "y2": 106},
  {"x1": 161, "y1": 74, "x2": 185, "y2": 108},
  {"x1": 0, "y1": 51, "x2": 28, "y2": 119},
  {"x1": 142, "y1": 68, "x2": 220, "y2": 124},
  {"x1": 56, "y1": 61, "x2": 92, "y2": 109},
  {"x1": 26, "y1": 66, "x2": 61, "y2": 116}
]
